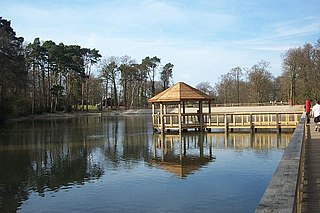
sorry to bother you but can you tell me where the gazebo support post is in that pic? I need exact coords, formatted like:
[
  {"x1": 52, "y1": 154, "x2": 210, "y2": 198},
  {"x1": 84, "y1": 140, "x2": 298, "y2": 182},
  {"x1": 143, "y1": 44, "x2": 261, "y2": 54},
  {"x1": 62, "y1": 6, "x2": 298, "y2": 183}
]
[
  {"x1": 208, "y1": 101, "x2": 212, "y2": 132},
  {"x1": 152, "y1": 103, "x2": 155, "y2": 131},
  {"x1": 160, "y1": 103, "x2": 164, "y2": 133},
  {"x1": 182, "y1": 102, "x2": 186, "y2": 126},
  {"x1": 199, "y1": 101, "x2": 203, "y2": 131},
  {"x1": 178, "y1": 103, "x2": 182, "y2": 133}
]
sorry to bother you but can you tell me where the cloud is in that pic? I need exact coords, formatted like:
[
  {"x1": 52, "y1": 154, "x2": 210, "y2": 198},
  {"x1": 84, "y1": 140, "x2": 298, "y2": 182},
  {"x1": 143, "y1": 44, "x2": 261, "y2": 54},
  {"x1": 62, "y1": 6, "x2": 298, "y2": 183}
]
[
  {"x1": 2, "y1": 0, "x2": 320, "y2": 87},
  {"x1": 272, "y1": 17, "x2": 320, "y2": 40}
]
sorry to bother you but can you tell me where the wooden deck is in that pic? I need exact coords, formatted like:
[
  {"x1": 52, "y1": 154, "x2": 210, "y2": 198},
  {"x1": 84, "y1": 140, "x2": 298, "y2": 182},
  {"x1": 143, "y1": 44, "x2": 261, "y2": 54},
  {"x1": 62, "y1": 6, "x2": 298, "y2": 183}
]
[
  {"x1": 301, "y1": 123, "x2": 320, "y2": 212},
  {"x1": 152, "y1": 110, "x2": 303, "y2": 133}
]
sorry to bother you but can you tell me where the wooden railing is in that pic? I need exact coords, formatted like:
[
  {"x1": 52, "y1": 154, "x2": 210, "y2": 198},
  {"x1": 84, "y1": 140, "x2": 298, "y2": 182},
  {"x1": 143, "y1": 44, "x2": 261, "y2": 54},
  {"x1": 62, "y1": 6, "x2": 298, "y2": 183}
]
[
  {"x1": 152, "y1": 112, "x2": 301, "y2": 132},
  {"x1": 171, "y1": 102, "x2": 290, "y2": 108}
]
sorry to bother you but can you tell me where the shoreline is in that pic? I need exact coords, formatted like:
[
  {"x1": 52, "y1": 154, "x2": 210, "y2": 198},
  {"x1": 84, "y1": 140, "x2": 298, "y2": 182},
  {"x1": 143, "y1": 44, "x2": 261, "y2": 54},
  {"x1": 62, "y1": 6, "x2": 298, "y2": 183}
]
[
  {"x1": 4, "y1": 109, "x2": 153, "y2": 123},
  {"x1": 2, "y1": 105, "x2": 303, "y2": 123}
]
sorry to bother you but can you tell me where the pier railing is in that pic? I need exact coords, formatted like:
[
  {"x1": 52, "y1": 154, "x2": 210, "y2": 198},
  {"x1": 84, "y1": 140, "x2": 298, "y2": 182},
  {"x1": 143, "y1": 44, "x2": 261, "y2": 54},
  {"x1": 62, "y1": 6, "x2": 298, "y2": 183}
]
[{"x1": 152, "y1": 112, "x2": 301, "y2": 132}]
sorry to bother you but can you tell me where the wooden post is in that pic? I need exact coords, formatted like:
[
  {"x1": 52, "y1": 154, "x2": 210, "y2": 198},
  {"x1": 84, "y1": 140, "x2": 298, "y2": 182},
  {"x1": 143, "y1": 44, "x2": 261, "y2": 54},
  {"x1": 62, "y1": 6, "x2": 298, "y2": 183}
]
[
  {"x1": 224, "y1": 114, "x2": 229, "y2": 133},
  {"x1": 179, "y1": 133, "x2": 182, "y2": 161},
  {"x1": 250, "y1": 113, "x2": 254, "y2": 133},
  {"x1": 152, "y1": 103, "x2": 155, "y2": 131},
  {"x1": 178, "y1": 102, "x2": 182, "y2": 132},
  {"x1": 209, "y1": 135, "x2": 213, "y2": 159},
  {"x1": 276, "y1": 113, "x2": 281, "y2": 133},
  {"x1": 208, "y1": 101, "x2": 212, "y2": 129},
  {"x1": 199, "y1": 133, "x2": 204, "y2": 158},
  {"x1": 160, "y1": 103, "x2": 164, "y2": 133},
  {"x1": 182, "y1": 102, "x2": 186, "y2": 124},
  {"x1": 153, "y1": 134, "x2": 157, "y2": 159},
  {"x1": 199, "y1": 101, "x2": 203, "y2": 131},
  {"x1": 161, "y1": 133, "x2": 164, "y2": 161}
]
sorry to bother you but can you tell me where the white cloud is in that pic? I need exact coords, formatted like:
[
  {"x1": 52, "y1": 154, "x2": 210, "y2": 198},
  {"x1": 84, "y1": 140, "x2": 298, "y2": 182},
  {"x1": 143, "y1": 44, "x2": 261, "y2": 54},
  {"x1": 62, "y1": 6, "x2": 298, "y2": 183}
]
[
  {"x1": 272, "y1": 17, "x2": 320, "y2": 40},
  {"x1": 2, "y1": 0, "x2": 320, "y2": 87}
]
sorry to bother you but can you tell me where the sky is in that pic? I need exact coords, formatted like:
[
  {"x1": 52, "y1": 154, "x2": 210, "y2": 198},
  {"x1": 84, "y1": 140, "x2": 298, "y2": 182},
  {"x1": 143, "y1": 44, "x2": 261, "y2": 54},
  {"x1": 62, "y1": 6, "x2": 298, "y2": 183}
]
[{"x1": 2, "y1": 0, "x2": 320, "y2": 87}]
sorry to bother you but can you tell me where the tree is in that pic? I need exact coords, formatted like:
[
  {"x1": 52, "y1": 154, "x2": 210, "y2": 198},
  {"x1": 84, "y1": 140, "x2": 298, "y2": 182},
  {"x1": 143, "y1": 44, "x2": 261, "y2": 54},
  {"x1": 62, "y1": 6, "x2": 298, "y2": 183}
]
[
  {"x1": 160, "y1": 63, "x2": 174, "y2": 90},
  {"x1": 100, "y1": 57, "x2": 119, "y2": 108},
  {"x1": 215, "y1": 73, "x2": 234, "y2": 104},
  {"x1": 0, "y1": 17, "x2": 27, "y2": 117},
  {"x1": 132, "y1": 63, "x2": 148, "y2": 107},
  {"x1": 82, "y1": 48, "x2": 101, "y2": 111},
  {"x1": 214, "y1": 66, "x2": 246, "y2": 104},
  {"x1": 272, "y1": 76, "x2": 286, "y2": 103},
  {"x1": 25, "y1": 38, "x2": 47, "y2": 113},
  {"x1": 230, "y1": 66, "x2": 243, "y2": 103},
  {"x1": 247, "y1": 60, "x2": 273, "y2": 103},
  {"x1": 87, "y1": 75, "x2": 104, "y2": 109},
  {"x1": 42, "y1": 40, "x2": 60, "y2": 112},
  {"x1": 141, "y1": 56, "x2": 160, "y2": 97},
  {"x1": 281, "y1": 44, "x2": 318, "y2": 104},
  {"x1": 196, "y1": 82, "x2": 214, "y2": 96},
  {"x1": 119, "y1": 55, "x2": 136, "y2": 108}
]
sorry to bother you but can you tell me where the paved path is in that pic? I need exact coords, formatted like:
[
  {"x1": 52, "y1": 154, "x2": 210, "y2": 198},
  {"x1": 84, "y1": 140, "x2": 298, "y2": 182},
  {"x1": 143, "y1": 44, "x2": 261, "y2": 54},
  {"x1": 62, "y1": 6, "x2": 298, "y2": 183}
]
[{"x1": 302, "y1": 122, "x2": 320, "y2": 212}]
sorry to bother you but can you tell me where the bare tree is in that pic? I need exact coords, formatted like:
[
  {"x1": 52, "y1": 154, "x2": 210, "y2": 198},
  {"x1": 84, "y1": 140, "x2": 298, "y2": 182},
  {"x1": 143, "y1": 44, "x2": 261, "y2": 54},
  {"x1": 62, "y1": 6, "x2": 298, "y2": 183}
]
[
  {"x1": 230, "y1": 67, "x2": 243, "y2": 103},
  {"x1": 247, "y1": 60, "x2": 273, "y2": 103},
  {"x1": 100, "y1": 57, "x2": 119, "y2": 108},
  {"x1": 196, "y1": 82, "x2": 214, "y2": 95}
]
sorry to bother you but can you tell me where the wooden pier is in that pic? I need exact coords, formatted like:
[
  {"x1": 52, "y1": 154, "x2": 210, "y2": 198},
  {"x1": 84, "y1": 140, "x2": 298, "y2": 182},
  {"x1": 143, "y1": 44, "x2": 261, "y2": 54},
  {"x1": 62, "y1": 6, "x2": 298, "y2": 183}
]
[
  {"x1": 151, "y1": 111, "x2": 302, "y2": 133},
  {"x1": 149, "y1": 82, "x2": 303, "y2": 133}
]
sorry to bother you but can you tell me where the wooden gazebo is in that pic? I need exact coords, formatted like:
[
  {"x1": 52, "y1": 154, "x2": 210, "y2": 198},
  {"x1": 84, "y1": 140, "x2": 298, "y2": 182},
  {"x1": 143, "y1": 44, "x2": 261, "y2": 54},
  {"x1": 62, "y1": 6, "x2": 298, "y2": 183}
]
[{"x1": 148, "y1": 82, "x2": 214, "y2": 133}]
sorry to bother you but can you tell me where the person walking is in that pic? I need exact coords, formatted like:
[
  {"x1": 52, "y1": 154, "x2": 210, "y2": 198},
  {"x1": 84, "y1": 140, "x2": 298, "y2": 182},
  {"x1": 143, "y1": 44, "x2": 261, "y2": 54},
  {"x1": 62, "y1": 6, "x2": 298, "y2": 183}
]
[
  {"x1": 311, "y1": 99, "x2": 320, "y2": 131},
  {"x1": 305, "y1": 99, "x2": 311, "y2": 124}
]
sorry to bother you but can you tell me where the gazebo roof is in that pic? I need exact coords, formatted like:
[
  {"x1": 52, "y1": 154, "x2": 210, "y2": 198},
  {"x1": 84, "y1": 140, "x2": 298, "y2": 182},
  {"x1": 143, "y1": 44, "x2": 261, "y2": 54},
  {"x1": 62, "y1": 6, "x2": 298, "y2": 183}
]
[{"x1": 148, "y1": 82, "x2": 214, "y2": 103}]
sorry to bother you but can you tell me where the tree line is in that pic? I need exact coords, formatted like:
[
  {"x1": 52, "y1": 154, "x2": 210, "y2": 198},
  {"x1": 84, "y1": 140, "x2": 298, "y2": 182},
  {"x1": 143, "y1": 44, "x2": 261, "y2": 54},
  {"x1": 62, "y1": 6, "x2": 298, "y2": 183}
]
[
  {"x1": 0, "y1": 17, "x2": 173, "y2": 118},
  {"x1": 1, "y1": 16, "x2": 319, "y2": 119}
]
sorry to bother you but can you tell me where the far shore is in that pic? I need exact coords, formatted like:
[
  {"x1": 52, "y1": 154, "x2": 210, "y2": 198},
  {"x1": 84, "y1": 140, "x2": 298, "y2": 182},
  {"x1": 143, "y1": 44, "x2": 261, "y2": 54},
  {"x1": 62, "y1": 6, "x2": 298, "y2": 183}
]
[
  {"x1": 3, "y1": 105, "x2": 304, "y2": 123},
  {"x1": 4, "y1": 109, "x2": 152, "y2": 123}
]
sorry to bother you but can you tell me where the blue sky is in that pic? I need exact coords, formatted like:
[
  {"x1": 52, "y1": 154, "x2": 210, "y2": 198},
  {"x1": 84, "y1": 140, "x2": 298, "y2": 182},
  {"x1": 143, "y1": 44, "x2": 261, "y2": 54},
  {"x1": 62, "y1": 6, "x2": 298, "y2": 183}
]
[{"x1": 2, "y1": 0, "x2": 320, "y2": 87}]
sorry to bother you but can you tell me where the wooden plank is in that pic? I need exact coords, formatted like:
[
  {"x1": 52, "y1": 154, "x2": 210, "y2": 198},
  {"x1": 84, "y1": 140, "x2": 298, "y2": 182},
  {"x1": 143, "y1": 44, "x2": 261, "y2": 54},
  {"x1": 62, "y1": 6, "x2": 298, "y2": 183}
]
[{"x1": 301, "y1": 123, "x2": 320, "y2": 212}]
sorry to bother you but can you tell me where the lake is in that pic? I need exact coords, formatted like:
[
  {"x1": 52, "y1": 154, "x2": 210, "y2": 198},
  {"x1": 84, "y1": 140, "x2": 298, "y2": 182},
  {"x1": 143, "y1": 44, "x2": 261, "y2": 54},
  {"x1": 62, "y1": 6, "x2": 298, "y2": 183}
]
[{"x1": 0, "y1": 114, "x2": 291, "y2": 213}]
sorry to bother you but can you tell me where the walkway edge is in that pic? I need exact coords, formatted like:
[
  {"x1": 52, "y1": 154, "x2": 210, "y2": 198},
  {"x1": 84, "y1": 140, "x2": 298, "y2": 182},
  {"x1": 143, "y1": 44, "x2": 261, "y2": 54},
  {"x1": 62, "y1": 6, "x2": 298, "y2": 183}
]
[{"x1": 255, "y1": 115, "x2": 305, "y2": 213}]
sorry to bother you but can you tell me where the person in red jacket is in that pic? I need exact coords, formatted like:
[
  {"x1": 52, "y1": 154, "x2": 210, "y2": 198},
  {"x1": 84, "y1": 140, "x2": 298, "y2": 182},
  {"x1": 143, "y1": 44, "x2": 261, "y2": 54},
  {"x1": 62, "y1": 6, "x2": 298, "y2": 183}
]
[{"x1": 305, "y1": 99, "x2": 311, "y2": 124}]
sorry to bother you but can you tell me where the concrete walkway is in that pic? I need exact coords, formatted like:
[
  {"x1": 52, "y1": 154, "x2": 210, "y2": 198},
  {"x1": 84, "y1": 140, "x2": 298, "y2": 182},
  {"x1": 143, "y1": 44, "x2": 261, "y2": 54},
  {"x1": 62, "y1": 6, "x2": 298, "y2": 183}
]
[{"x1": 302, "y1": 122, "x2": 320, "y2": 212}]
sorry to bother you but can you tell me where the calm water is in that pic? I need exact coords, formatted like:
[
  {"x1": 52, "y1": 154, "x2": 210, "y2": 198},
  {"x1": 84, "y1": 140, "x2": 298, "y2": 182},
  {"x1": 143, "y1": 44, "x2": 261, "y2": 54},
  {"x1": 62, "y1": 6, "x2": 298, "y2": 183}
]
[{"x1": 0, "y1": 115, "x2": 291, "y2": 213}]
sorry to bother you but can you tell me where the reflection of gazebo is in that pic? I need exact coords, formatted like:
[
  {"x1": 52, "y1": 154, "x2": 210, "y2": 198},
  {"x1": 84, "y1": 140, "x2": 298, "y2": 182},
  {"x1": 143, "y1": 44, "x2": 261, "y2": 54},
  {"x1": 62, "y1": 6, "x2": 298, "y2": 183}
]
[
  {"x1": 148, "y1": 82, "x2": 214, "y2": 133},
  {"x1": 151, "y1": 157, "x2": 212, "y2": 178},
  {"x1": 150, "y1": 133, "x2": 214, "y2": 178}
]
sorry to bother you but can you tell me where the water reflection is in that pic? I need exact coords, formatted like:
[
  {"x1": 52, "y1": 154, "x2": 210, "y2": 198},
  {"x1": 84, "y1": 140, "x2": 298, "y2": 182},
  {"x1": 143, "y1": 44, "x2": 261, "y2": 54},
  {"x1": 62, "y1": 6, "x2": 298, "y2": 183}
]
[
  {"x1": 0, "y1": 115, "x2": 154, "y2": 212},
  {"x1": 151, "y1": 133, "x2": 214, "y2": 178},
  {"x1": 0, "y1": 115, "x2": 291, "y2": 212},
  {"x1": 211, "y1": 132, "x2": 290, "y2": 149},
  {"x1": 150, "y1": 132, "x2": 290, "y2": 178},
  {"x1": 0, "y1": 117, "x2": 106, "y2": 212}
]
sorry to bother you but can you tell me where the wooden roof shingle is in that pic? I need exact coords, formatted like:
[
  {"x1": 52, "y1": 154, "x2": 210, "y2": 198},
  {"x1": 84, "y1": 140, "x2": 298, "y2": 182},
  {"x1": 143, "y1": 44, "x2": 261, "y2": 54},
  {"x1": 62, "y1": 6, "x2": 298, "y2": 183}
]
[{"x1": 148, "y1": 82, "x2": 214, "y2": 103}]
